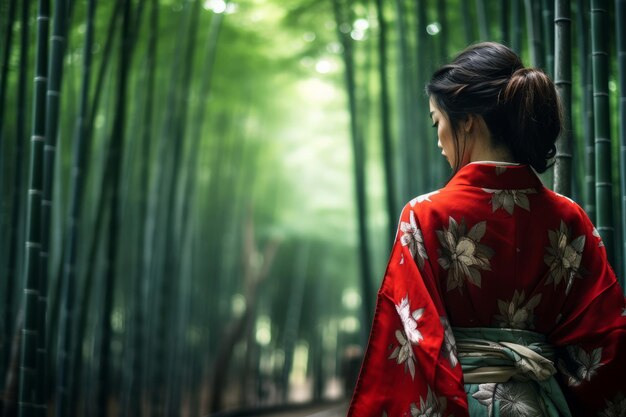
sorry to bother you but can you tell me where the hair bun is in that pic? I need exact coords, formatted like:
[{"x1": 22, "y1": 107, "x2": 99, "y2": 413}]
[{"x1": 501, "y1": 67, "x2": 562, "y2": 173}]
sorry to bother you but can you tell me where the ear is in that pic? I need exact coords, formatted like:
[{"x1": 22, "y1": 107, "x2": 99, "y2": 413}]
[{"x1": 463, "y1": 114, "x2": 475, "y2": 133}]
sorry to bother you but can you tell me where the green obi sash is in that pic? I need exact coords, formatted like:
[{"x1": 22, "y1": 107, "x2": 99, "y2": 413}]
[{"x1": 453, "y1": 328, "x2": 572, "y2": 417}]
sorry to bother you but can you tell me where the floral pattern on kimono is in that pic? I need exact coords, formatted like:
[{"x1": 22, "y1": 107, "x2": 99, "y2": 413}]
[
  {"x1": 348, "y1": 163, "x2": 626, "y2": 417},
  {"x1": 472, "y1": 382, "x2": 545, "y2": 417}
]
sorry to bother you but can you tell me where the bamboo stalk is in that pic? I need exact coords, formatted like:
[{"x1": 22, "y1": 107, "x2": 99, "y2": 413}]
[
  {"x1": 69, "y1": 1, "x2": 121, "y2": 412},
  {"x1": 501, "y1": 0, "x2": 510, "y2": 44},
  {"x1": 161, "y1": 2, "x2": 202, "y2": 415},
  {"x1": 1, "y1": 0, "x2": 21, "y2": 398},
  {"x1": 374, "y1": 0, "x2": 396, "y2": 245},
  {"x1": 512, "y1": 0, "x2": 523, "y2": 53},
  {"x1": 280, "y1": 245, "x2": 309, "y2": 401},
  {"x1": 542, "y1": 0, "x2": 555, "y2": 76},
  {"x1": 96, "y1": 0, "x2": 133, "y2": 414},
  {"x1": 18, "y1": 0, "x2": 50, "y2": 416},
  {"x1": 616, "y1": 0, "x2": 626, "y2": 285},
  {"x1": 554, "y1": 0, "x2": 573, "y2": 195},
  {"x1": 177, "y1": 9, "x2": 223, "y2": 259},
  {"x1": 591, "y1": 0, "x2": 615, "y2": 263},
  {"x1": 415, "y1": 0, "x2": 431, "y2": 192},
  {"x1": 130, "y1": 1, "x2": 158, "y2": 415},
  {"x1": 0, "y1": 0, "x2": 17, "y2": 153},
  {"x1": 145, "y1": 2, "x2": 199, "y2": 414},
  {"x1": 461, "y1": 0, "x2": 473, "y2": 43},
  {"x1": 395, "y1": 0, "x2": 415, "y2": 197},
  {"x1": 476, "y1": 0, "x2": 491, "y2": 40},
  {"x1": 39, "y1": 0, "x2": 68, "y2": 409},
  {"x1": 437, "y1": 0, "x2": 448, "y2": 61},
  {"x1": 525, "y1": 0, "x2": 544, "y2": 67},
  {"x1": 575, "y1": 0, "x2": 596, "y2": 219},
  {"x1": 331, "y1": 0, "x2": 373, "y2": 335},
  {"x1": 56, "y1": 0, "x2": 95, "y2": 415},
  {"x1": 87, "y1": 0, "x2": 122, "y2": 136}
]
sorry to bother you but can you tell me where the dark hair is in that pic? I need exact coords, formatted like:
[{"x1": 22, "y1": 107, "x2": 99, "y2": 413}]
[{"x1": 426, "y1": 42, "x2": 561, "y2": 173}]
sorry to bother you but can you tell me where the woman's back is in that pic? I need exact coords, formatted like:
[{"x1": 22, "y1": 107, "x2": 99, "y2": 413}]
[
  {"x1": 415, "y1": 162, "x2": 603, "y2": 334},
  {"x1": 348, "y1": 162, "x2": 625, "y2": 416},
  {"x1": 347, "y1": 42, "x2": 626, "y2": 417}
]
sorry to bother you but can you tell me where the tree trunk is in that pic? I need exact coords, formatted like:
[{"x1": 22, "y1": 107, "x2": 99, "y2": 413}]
[{"x1": 209, "y1": 217, "x2": 279, "y2": 412}]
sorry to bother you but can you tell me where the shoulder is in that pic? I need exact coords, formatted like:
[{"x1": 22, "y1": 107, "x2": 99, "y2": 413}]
[
  {"x1": 541, "y1": 189, "x2": 603, "y2": 242},
  {"x1": 543, "y1": 189, "x2": 590, "y2": 222},
  {"x1": 408, "y1": 190, "x2": 442, "y2": 208}
]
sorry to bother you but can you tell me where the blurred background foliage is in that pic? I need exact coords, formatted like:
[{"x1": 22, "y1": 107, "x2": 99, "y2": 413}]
[{"x1": 0, "y1": 0, "x2": 624, "y2": 416}]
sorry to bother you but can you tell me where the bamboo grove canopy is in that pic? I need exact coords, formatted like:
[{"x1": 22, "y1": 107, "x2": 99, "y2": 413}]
[{"x1": 0, "y1": 0, "x2": 625, "y2": 416}]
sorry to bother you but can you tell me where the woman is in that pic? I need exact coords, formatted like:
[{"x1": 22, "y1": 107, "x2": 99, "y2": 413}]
[{"x1": 348, "y1": 42, "x2": 626, "y2": 417}]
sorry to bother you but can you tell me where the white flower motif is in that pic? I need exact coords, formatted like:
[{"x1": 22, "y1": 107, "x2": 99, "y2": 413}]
[
  {"x1": 389, "y1": 296, "x2": 425, "y2": 380},
  {"x1": 439, "y1": 317, "x2": 458, "y2": 368},
  {"x1": 400, "y1": 210, "x2": 428, "y2": 268},
  {"x1": 395, "y1": 296, "x2": 424, "y2": 344},
  {"x1": 494, "y1": 291, "x2": 542, "y2": 330},
  {"x1": 436, "y1": 217, "x2": 494, "y2": 292},
  {"x1": 544, "y1": 220, "x2": 585, "y2": 294},
  {"x1": 388, "y1": 329, "x2": 416, "y2": 379},
  {"x1": 592, "y1": 227, "x2": 605, "y2": 247},
  {"x1": 410, "y1": 190, "x2": 440, "y2": 206},
  {"x1": 482, "y1": 188, "x2": 536, "y2": 214},
  {"x1": 599, "y1": 392, "x2": 626, "y2": 417},
  {"x1": 410, "y1": 386, "x2": 443, "y2": 417},
  {"x1": 472, "y1": 382, "x2": 543, "y2": 417},
  {"x1": 558, "y1": 346, "x2": 604, "y2": 386}
]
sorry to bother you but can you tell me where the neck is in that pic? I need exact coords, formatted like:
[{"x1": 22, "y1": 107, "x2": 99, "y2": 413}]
[
  {"x1": 469, "y1": 144, "x2": 515, "y2": 164},
  {"x1": 463, "y1": 119, "x2": 515, "y2": 164}
]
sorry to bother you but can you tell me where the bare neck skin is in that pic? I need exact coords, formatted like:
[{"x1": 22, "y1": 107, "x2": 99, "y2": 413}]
[{"x1": 462, "y1": 115, "x2": 515, "y2": 165}]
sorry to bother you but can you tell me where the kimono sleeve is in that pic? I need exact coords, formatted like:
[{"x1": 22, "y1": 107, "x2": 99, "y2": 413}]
[
  {"x1": 548, "y1": 212, "x2": 626, "y2": 417},
  {"x1": 347, "y1": 204, "x2": 468, "y2": 417}
]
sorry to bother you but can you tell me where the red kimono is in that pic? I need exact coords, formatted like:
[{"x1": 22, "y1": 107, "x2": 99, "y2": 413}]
[{"x1": 348, "y1": 162, "x2": 626, "y2": 417}]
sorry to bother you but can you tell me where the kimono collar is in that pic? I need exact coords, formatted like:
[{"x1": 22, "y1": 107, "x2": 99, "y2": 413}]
[{"x1": 447, "y1": 162, "x2": 544, "y2": 190}]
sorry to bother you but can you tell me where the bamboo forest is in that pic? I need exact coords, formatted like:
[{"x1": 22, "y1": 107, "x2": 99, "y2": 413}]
[{"x1": 0, "y1": 0, "x2": 625, "y2": 416}]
